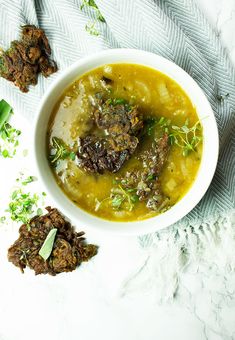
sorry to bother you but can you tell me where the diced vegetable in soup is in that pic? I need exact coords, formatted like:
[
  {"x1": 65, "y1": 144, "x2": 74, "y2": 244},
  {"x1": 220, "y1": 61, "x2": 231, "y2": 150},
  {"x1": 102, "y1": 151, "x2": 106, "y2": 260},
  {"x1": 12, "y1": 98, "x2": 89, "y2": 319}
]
[{"x1": 47, "y1": 64, "x2": 203, "y2": 222}]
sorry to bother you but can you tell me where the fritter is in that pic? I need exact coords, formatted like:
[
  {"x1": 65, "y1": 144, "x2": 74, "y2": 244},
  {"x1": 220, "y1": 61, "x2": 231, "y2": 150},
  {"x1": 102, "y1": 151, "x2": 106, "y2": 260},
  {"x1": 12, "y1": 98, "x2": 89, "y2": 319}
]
[
  {"x1": 8, "y1": 207, "x2": 98, "y2": 276},
  {"x1": 0, "y1": 25, "x2": 57, "y2": 92}
]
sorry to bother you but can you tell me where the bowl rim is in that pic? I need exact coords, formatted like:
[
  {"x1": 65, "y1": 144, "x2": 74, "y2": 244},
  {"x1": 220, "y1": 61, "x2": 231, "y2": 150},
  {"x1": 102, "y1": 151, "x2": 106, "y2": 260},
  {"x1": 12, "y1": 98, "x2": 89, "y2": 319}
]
[{"x1": 33, "y1": 48, "x2": 219, "y2": 236}]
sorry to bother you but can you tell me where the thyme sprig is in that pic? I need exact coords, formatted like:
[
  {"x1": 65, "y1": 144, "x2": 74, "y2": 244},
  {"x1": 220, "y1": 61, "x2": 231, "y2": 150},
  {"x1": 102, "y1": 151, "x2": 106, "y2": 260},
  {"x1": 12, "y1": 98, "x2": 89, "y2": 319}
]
[
  {"x1": 80, "y1": 0, "x2": 105, "y2": 36},
  {"x1": 50, "y1": 137, "x2": 75, "y2": 164},
  {"x1": 81, "y1": 0, "x2": 105, "y2": 22},
  {"x1": 96, "y1": 184, "x2": 139, "y2": 212},
  {"x1": 85, "y1": 22, "x2": 100, "y2": 36},
  {"x1": 169, "y1": 120, "x2": 202, "y2": 156},
  {"x1": 111, "y1": 185, "x2": 139, "y2": 211},
  {"x1": 145, "y1": 116, "x2": 203, "y2": 157}
]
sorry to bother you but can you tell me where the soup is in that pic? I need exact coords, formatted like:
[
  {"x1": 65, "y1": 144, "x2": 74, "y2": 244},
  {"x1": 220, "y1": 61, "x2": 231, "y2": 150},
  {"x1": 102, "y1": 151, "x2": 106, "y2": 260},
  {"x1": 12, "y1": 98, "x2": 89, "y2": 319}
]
[{"x1": 47, "y1": 63, "x2": 202, "y2": 222}]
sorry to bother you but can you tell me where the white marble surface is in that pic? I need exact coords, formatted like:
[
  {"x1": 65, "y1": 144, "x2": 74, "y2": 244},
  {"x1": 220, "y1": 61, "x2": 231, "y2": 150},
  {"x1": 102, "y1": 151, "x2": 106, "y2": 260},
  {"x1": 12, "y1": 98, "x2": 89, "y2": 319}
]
[{"x1": 0, "y1": 1, "x2": 235, "y2": 340}]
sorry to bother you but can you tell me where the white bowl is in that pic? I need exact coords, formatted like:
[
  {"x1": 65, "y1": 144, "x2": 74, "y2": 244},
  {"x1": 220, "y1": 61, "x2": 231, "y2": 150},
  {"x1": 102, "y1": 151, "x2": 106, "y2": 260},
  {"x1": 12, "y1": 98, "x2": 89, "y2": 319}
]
[{"x1": 34, "y1": 49, "x2": 219, "y2": 236}]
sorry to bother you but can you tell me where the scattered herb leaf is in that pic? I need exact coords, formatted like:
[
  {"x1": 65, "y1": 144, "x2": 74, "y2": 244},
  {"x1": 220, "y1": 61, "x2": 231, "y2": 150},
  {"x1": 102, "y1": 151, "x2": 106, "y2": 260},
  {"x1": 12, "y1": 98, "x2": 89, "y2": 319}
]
[
  {"x1": 22, "y1": 176, "x2": 35, "y2": 185},
  {"x1": 111, "y1": 195, "x2": 125, "y2": 209},
  {"x1": 50, "y1": 137, "x2": 75, "y2": 164},
  {"x1": 112, "y1": 98, "x2": 126, "y2": 105},
  {"x1": 144, "y1": 116, "x2": 202, "y2": 157},
  {"x1": 85, "y1": 22, "x2": 100, "y2": 36},
  {"x1": 96, "y1": 183, "x2": 139, "y2": 212},
  {"x1": 81, "y1": 0, "x2": 105, "y2": 22},
  {"x1": 168, "y1": 120, "x2": 202, "y2": 156},
  {"x1": 7, "y1": 189, "x2": 41, "y2": 225},
  {"x1": 2, "y1": 149, "x2": 9, "y2": 158},
  {"x1": 1, "y1": 174, "x2": 46, "y2": 225},
  {"x1": 146, "y1": 174, "x2": 156, "y2": 181},
  {"x1": 37, "y1": 208, "x2": 43, "y2": 216},
  {"x1": 110, "y1": 185, "x2": 138, "y2": 211},
  {"x1": 0, "y1": 216, "x2": 6, "y2": 223},
  {"x1": 81, "y1": 0, "x2": 105, "y2": 36},
  {"x1": 69, "y1": 151, "x2": 76, "y2": 161},
  {"x1": 106, "y1": 98, "x2": 132, "y2": 112},
  {"x1": 130, "y1": 194, "x2": 139, "y2": 204},
  {"x1": 39, "y1": 228, "x2": 57, "y2": 261}
]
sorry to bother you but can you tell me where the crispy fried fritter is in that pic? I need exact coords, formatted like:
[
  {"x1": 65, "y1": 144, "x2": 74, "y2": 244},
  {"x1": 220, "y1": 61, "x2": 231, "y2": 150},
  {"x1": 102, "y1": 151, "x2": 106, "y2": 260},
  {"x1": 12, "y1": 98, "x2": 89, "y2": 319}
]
[
  {"x1": 0, "y1": 25, "x2": 57, "y2": 92},
  {"x1": 8, "y1": 207, "x2": 98, "y2": 275}
]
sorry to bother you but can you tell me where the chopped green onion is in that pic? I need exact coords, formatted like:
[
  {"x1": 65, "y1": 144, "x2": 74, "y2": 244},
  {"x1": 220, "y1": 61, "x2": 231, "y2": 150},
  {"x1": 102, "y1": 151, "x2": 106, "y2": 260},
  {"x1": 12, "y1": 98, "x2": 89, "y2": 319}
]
[{"x1": 0, "y1": 99, "x2": 12, "y2": 130}]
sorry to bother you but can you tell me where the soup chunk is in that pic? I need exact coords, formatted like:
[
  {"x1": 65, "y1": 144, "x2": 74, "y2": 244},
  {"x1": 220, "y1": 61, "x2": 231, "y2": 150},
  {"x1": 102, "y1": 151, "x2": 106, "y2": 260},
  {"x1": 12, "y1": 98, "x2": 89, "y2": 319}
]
[{"x1": 76, "y1": 99, "x2": 143, "y2": 173}]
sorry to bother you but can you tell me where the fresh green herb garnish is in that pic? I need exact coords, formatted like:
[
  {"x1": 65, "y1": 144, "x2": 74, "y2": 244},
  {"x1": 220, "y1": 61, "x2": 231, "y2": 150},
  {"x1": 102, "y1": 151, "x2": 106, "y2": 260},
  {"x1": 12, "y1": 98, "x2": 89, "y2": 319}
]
[
  {"x1": 7, "y1": 189, "x2": 41, "y2": 225},
  {"x1": 144, "y1": 116, "x2": 202, "y2": 157},
  {"x1": 111, "y1": 194, "x2": 125, "y2": 209},
  {"x1": 39, "y1": 228, "x2": 57, "y2": 261},
  {"x1": 0, "y1": 216, "x2": 6, "y2": 223},
  {"x1": 146, "y1": 174, "x2": 156, "y2": 181},
  {"x1": 111, "y1": 185, "x2": 139, "y2": 211},
  {"x1": 50, "y1": 137, "x2": 75, "y2": 164},
  {"x1": 1, "y1": 174, "x2": 45, "y2": 225},
  {"x1": 95, "y1": 184, "x2": 139, "y2": 212},
  {"x1": 143, "y1": 118, "x2": 157, "y2": 136},
  {"x1": 37, "y1": 208, "x2": 43, "y2": 216},
  {"x1": 16, "y1": 174, "x2": 37, "y2": 185},
  {"x1": 85, "y1": 22, "x2": 100, "y2": 36},
  {"x1": 0, "y1": 100, "x2": 21, "y2": 158},
  {"x1": 106, "y1": 97, "x2": 127, "y2": 106},
  {"x1": 69, "y1": 152, "x2": 76, "y2": 161},
  {"x1": 106, "y1": 98, "x2": 132, "y2": 112},
  {"x1": 157, "y1": 116, "x2": 171, "y2": 132},
  {"x1": 129, "y1": 193, "x2": 139, "y2": 204},
  {"x1": 2, "y1": 149, "x2": 9, "y2": 157},
  {"x1": 112, "y1": 98, "x2": 127, "y2": 105},
  {"x1": 81, "y1": 0, "x2": 105, "y2": 36},
  {"x1": 81, "y1": 0, "x2": 105, "y2": 22},
  {"x1": 21, "y1": 176, "x2": 35, "y2": 185},
  {"x1": 169, "y1": 120, "x2": 202, "y2": 156}
]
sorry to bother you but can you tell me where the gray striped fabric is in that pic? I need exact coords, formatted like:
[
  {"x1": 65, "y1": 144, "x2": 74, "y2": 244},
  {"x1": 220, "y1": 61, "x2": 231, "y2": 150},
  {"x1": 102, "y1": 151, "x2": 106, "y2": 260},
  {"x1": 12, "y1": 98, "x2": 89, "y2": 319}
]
[{"x1": 0, "y1": 0, "x2": 235, "y2": 237}]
